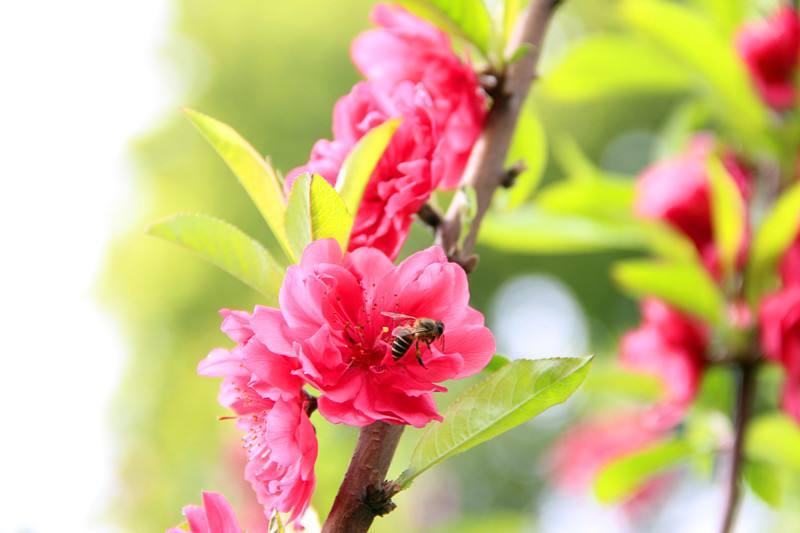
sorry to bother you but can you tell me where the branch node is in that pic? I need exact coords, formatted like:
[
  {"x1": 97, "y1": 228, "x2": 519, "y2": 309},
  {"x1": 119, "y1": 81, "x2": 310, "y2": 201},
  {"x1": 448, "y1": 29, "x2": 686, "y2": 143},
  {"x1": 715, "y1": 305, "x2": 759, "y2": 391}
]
[
  {"x1": 447, "y1": 252, "x2": 479, "y2": 274},
  {"x1": 303, "y1": 390, "x2": 318, "y2": 417},
  {"x1": 501, "y1": 160, "x2": 527, "y2": 188},
  {"x1": 417, "y1": 203, "x2": 443, "y2": 229},
  {"x1": 363, "y1": 480, "x2": 399, "y2": 517}
]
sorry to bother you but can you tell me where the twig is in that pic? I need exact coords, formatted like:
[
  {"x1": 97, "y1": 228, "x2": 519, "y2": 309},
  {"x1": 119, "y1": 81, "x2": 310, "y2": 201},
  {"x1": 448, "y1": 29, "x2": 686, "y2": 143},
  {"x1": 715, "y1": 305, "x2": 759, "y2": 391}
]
[
  {"x1": 321, "y1": 422, "x2": 404, "y2": 533},
  {"x1": 719, "y1": 361, "x2": 757, "y2": 533},
  {"x1": 436, "y1": 0, "x2": 559, "y2": 263},
  {"x1": 322, "y1": 2, "x2": 562, "y2": 531},
  {"x1": 417, "y1": 203, "x2": 443, "y2": 229}
]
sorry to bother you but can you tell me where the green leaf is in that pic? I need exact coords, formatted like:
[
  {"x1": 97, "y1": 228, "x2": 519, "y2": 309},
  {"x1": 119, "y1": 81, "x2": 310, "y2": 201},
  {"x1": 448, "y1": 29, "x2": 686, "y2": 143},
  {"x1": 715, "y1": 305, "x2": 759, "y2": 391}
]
[
  {"x1": 620, "y1": 0, "x2": 768, "y2": 145},
  {"x1": 612, "y1": 260, "x2": 724, "y2": 323},
  {"x1": 285, "y1": 174, "x2": 353, "y2": 259},
  {"x1": 400, "y1": 0, "x2": 494, "y2": 57},
  {"x1": 747, "y1": 183, "x2": 800, "y2": 302},
  {"x1": 396, "y1": 356, "x2": 593, "y2": 488},
  {"x1": 536, "y1": 177, "x2": 635, "y2": 220},
  {"x1": 746, "y1": 413, "x2": 800, "y2": 471},
  {"x1": 745, "y1": 461, "x2": 783, "y2": 507},
  {"x1": 594, "y1": 439, "x2": 693, "y2": 503},
  {"x1": 640, "y1": 221, "x2": 700, "y2": 264},
  {"x1": 707, "y1": 155, "x2": 746, "y2": 278},
  {"x1": 506, "y1": 42, "x2": 531, "y2": 65},
  {"x1": 184, "y1": 109, "x2": 293, "y2": 261},
  {"x1": 336, "y1": 119, "x2": 399, "y2": 217},
  {"x1": 582, "y1": 367, "x2": 665, "y2": 402},
  {"x1": 688, "y1": 0, "x2": 746, "y2": 35},
  {"x1": 506, "y1": 102, "x2": 547, "y2": 208},
  {"x1": 147, "y1": 214, "x2": 284, "y2": 304},
  {"x1": 541, "y1": 35, "x2": 691, "y2": 101},
  {"x1": 553, "y1": 136, "x2": 598, "y2": 181},
  {"x1": 655, "y1": 99, "x2": 712, "y2": 159},
  {"x1": 485, "y1": 354, "x2": 511, "y2": 372},
  {"x1": 480, "y1": 208, "x2": 649, "y2": 254}
]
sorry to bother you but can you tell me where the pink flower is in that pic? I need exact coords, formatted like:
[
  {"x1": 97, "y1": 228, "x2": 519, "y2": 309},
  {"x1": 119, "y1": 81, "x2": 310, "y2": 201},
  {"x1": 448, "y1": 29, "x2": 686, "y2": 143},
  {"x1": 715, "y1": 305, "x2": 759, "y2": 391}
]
[
  {"x1": 252, "y1": 239, "x2": 495, "y2": 428},
  {"x1": 167, "y1": 491, "x2": 242, "y2": 533},
  {"x1": 288, "y1": 81, "x2": 441, "y2": 260},
  {"x1": 352, "y1": 3, "x2": 486, "y2": 188},
  {"x1": 634, "y1": 135, "x2": 750, "y2": 274},
  {"x1": 199, "y1": 311, "x2": 317, "y2": 526},
  {"x1": 620, "y1": 299, "x2": 707, "y2": 422},
  {"x1": 548, "y1": 412, "x2": 674, "y2": 516},
  {"x1": 736, "y1": 7, "x2": 800, "y2": 110},
  {"x1": 760, "y1": 285, "x2": 800, "y2": 422}
]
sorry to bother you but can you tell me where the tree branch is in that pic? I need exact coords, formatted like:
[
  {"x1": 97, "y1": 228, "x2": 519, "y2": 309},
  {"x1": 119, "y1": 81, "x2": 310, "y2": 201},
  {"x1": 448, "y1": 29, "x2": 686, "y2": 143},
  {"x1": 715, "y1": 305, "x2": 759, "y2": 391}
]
[
  {"x1": 719, "y1": 361, "x2": 757, "y2": 533},
  {"x1": 321, "y1": 422, "x2": 404, "y2": 533},
  {"x1": 322, "y1": 2, "x2": 562, "y2": 531},
  {"x1": 436, "y1": 0, "x2": 560, "y2": 264}
]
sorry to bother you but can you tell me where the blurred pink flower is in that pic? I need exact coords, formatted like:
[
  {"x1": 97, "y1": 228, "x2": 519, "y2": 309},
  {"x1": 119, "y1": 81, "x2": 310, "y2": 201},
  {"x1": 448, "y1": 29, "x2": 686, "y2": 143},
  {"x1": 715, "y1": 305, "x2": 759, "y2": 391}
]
[
  {"x1": 634, "y1": 135, "x2": 750, "y2": 275},
  {"x1": 167, "y1": 491, "x2": 242, "y2": 533},
  {"x1": 288, "y1": 81, "x2": 441, "y2": 259},
  {"x1": 736, "y1": 6, "x2": 800, "y2": 110},
  {"x1": 548, "y1": 412, "x2": 674, "y2": 516},
  {"x1": 199, "y1": 311, "x2": 317, "y2": 527},
  {"x1": 252, "y1": 239, "x2": 495, "y2": 427},
  {"x1": 620, "y1": 299, "x2": 707, "y2": 424},
  {"x1": 352, "y1": 3, "x2": 486, "y2": 188},
  {"x1": 760, "y1": 285, "x2": 800, "y2": 422}
]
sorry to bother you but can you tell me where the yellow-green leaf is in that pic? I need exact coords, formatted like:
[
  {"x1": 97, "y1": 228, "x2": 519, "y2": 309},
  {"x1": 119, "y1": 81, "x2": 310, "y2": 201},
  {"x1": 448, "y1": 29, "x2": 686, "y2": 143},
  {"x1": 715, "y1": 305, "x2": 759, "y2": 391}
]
[
  {"x1": 400, "y1": 0, "x2": 494, "y2": 58},
  {"x1": 286, "y1": 174, "x2": 353, "y2": 260},
  {"x1": 613, "y1": 259, "x2": 725, "y2": 323},
  {"x1": 396, "y1": 356, "x2": 593, "y2": 489},
  {"x1": 747, "y1": 182, "x2": 800, "y2": 302},
  {"x1": 541, "y1": 35, "x2": 691, "y2": 101},
  {"x1": 506, "y1": 101, "x2": 547, "y2": 208},
  {"x1": 708, "y1": 155, "x2": 746, "y2": 279},
  {"x1": 480, "y1": 208, "x2": 648, "y2": 254},
  {"x1": 147, "y1": 214, "x2": 284, "y2": 304},
  {"x1": 184, "y1": 109, "x2": 292, "y2": 259},
  {"x1": 620, "y1": 0, "x2": 767, "y2": 146},
  {"x1": 594, "y1": 439, "x2": 693, "y2": 503},
  {"x1": 335, "y1": 119, "x2": 399, "y2": 217}
]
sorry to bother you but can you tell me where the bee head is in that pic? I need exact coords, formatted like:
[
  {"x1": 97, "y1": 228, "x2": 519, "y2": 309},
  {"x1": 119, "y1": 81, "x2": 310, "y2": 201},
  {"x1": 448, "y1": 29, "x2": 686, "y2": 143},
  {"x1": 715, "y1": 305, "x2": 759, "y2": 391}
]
[{"x1": 435, "y1": 320, "x2": 444, "y2": 336}]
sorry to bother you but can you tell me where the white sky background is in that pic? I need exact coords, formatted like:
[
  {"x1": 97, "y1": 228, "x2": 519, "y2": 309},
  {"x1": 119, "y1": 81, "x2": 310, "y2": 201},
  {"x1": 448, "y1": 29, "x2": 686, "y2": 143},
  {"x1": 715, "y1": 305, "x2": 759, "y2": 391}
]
[{"x1": 0, "y1": 1, "x2": 173, "y2": 531}]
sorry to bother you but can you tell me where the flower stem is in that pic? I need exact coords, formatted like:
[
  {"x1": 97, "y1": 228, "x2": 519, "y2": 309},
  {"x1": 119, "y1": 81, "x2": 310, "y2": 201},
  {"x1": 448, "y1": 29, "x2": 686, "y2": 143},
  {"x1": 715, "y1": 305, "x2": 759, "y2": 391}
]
[
  {"x1": 322, "y1": 2, "x2": 562, "y2": 531},
  {"x1": 719, "y1": 361, "x2": 757, "y2": 533}
]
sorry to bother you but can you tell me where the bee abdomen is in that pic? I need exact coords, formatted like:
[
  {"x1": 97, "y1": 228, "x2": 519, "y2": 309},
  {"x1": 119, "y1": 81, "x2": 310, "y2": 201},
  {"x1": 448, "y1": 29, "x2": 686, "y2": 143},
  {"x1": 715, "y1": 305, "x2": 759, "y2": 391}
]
[{"x1": 391, "y1": 334, "x2": 413, "y2": 359}]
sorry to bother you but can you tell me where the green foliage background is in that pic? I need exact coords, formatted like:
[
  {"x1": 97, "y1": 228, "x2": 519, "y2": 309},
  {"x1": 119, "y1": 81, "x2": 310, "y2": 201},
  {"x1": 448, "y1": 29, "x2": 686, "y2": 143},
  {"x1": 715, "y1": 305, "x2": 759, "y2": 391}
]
[{"x1": 101, "y1": 0, "x2": 772, "y2": 530}]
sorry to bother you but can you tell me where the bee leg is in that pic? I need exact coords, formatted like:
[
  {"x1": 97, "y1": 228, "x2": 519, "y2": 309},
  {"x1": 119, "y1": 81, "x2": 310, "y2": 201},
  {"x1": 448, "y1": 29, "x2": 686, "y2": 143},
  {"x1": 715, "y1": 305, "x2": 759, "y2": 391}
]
[{"x1": 415, "y1": 341, "x2": 427, "y2": 368}]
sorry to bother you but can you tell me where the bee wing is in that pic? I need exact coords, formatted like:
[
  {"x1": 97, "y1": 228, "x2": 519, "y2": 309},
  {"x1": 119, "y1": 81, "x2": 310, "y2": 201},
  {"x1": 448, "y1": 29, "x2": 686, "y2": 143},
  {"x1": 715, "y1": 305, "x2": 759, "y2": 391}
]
[
  {"x1": 391, "y1": 325, "x2": 413, "y2": 337},
  {"x1": 381, "y1": 311, "x2": 416, "y2": 322}
]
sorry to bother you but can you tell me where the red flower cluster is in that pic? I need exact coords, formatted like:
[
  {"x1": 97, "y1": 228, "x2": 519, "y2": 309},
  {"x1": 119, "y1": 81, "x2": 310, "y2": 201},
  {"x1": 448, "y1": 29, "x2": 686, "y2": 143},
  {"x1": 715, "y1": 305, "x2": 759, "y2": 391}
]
[
  {"x1": 200, "y1": 240, "x2": 494, "y2": 523},
  {"x1": 289, "y1": 4, "x2": 486, "y2": 259},
  {"x1": 737, "y1": 6, "x2": 800, "y2": 110},
  {"x1": 199, "y1": 310, "x2": 317, "y2": 526}
]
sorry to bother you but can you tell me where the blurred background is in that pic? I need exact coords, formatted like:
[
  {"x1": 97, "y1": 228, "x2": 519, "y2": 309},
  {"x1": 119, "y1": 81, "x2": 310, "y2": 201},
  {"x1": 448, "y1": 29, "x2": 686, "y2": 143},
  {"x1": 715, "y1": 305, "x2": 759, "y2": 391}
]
[{"x1": 0, "y1": 0, "x2": 791, "y2": 531}]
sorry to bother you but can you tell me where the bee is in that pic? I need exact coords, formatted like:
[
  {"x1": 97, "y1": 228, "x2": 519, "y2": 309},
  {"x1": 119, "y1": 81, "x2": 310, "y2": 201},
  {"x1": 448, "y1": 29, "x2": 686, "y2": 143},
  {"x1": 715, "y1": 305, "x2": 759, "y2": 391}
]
[{"x1": 381, "y1": 312, "x2": 445, "y2": 367}]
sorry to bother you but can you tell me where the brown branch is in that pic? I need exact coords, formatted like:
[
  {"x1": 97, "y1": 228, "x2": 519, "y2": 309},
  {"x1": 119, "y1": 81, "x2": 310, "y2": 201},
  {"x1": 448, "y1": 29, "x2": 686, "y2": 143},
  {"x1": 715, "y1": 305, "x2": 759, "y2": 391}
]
[
  {"x1": 719, "y1": 361, "x2": 757, "y2": 533},
  {"x1": 321, "y1": 422, "x2": 404, "y2": 533},
  {"x1": 436, "y1": 0, "x2": 560, "y2": 264},
  {"x1": 322, "y1": 2, "x2": 562, "y2": 531}
]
